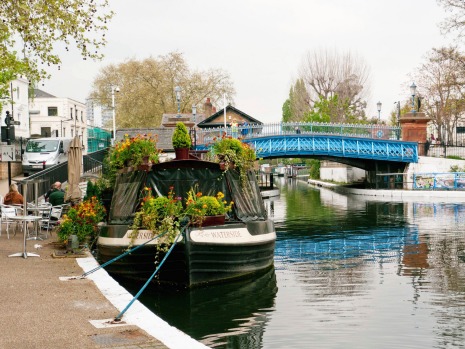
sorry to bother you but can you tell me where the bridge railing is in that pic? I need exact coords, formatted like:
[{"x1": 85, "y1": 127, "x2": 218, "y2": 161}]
[{"x1": 195, "y1": 122, "x2": 401, "y2": 146}]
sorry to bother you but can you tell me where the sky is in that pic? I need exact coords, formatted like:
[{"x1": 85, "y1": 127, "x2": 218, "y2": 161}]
[{"x1": 42, "y1": 0, "x2": 454, "y2": 123}]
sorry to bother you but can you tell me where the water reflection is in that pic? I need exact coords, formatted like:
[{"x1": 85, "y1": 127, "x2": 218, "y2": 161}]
[
  {"x1": 121, "y1": 267, "x2": 278, "y2": 348},
  {"x1": 118, "y1": 178, "x2": 465, "y2": 349}
]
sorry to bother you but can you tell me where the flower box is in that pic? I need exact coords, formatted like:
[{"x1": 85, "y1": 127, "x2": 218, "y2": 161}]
[{"x1": 198, "y1": 215, "x2": 225, "y2": 227}]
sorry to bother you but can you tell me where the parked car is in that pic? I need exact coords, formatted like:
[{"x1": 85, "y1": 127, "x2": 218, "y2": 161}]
[{"x1": 22, "y1": 137, "x2": 73, "y2": 176}]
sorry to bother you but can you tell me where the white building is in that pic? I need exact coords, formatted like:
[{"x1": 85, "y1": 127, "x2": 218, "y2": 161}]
[{"x1": 29, "y1": 89, "x2": 87, "y2": 150}]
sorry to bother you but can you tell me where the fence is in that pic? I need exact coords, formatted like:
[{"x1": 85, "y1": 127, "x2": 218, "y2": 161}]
[
  {"x1": 19, "y1": 148, "x2": 109, "y2": 202},
  {"x1": 422, "y1": 142, "x2": 465, "y2": 159},
  {"x1": 195, "y1": 122, "x2": 401, "y2": 146}
]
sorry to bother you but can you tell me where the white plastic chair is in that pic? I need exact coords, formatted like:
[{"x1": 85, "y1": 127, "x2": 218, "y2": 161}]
[
  {"x1": 40, "y1": 204, "x2": 66, "y2": 236},
  {"x1": 0, "y1": 204, "x2": 20, "y2": 239}
]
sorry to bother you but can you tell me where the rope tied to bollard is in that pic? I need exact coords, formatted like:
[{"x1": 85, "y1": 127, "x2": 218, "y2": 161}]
[
  {"x1": 112, "y1": 226, "x2": 186, "y2": 322},
  {"x1": 76, "y1": 230, "x2": 170, "y2": 279}
]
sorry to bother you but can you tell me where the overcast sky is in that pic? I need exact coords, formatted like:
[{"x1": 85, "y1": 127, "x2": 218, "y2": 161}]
[{"x1": 42, "y1": 0, "x2": 453, "y2": 123}]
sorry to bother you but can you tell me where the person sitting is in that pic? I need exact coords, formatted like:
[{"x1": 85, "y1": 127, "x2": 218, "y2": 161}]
[
  {"x1": 48, "y1": 182, "x2": 65, "y2": 206},
  {"x1": 4, "y1": 183, "x2": 24, "y2": 205}
]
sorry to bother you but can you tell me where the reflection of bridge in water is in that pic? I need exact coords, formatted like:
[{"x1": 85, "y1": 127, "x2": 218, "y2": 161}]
[{"x1": 274, "y1": 227, "x2": 420, "y2": 266}]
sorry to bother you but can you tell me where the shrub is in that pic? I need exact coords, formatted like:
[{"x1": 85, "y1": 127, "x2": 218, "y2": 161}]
[{"x1": 172, "y1": 122, "x2": 191, "y2": 149}]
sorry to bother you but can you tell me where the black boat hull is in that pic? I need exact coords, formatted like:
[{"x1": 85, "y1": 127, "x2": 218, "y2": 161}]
[{"x1": 97, "y1": 220, "x2": 276, "y2": 288}]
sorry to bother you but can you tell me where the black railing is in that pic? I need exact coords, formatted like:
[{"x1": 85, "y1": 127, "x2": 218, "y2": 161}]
[
  {"x1": 18, "y1": 148, "x2": 109, "y2": 202},
  {"x1": 20, "y1": 163, "x2": 68, "y2": 203},
  {"x1": 422, "y1": 142, "x2": 465, "y2": 159}
]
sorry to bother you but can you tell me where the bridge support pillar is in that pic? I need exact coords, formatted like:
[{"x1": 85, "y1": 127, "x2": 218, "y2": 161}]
[{"x1": 400, "y1": 112, "x2": 430, "y2": 155}]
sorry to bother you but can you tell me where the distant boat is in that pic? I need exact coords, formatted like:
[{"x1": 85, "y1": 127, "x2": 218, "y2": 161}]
[
  {"x1": 97, "y1": 158, "x2": 276, "y2": 288},
  {"x1": 274, "y1": 166, "x2": 286, "y2": 177}
]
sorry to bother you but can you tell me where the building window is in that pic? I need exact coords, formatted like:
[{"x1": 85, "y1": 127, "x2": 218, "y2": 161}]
[
  {"x1": 41, "y1": 127, "x2": 51, "y2": 137},
  {"x1": 70, "y1": 107, "x2": 73, "y2": 119},
  {"x1": 48, "y1": 107, "x2": 58, "y2": 116},
  {"x1": 81, "y1": 111, "x2": 84, "y2": 122}
]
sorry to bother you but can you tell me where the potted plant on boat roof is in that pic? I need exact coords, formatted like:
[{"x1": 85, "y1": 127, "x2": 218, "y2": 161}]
[
  {"x1": 209, "y1": 135, "x2": 257, "y2": 185},
  {"x1": 130, "y1": 185, "x2": 234, "y2": 248},
  {"x1": 185, "y1": 186, "x2": 234, "y2": 226},
  {"x1": 172, "y1": 122, "x2": 191, "y2": 160},
  {"x1": 130, "y1": 186, "x2": 185, "y2": 250},
  {"x1": 108, "y1": 133, "x2": 160, "y2": 172}
]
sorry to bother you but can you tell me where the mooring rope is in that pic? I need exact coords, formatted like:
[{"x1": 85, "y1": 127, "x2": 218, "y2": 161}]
[
  {"x1": 113, "y1": 229, "x2": 184, "y2": 322},
  {"x1": 79, "y1": 230, "x2": 169, "y2": 278}
]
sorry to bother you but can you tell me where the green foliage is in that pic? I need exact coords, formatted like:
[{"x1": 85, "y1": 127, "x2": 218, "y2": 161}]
[
  {"x1": 0, "y1": 0, "x2": 113, "y2": 95},
  {"x1": 172, "y1": 122, "x2": 191, "y2": 149},
  {"x1": 305, "y1": 95, "x2": 362, "y2": 123},
  {"x1": 281, "y1": 79, "x2": 310, "y2": 122},
  {"x1": 85, "y1": 181, "x2": 99, "y2": 200},
  {"x1": 108, "y1": 133, "x2": 159, "y2": 170},
  {"x1": 56, "y1": 197, "x2": 106, "y2": 243},
  {"x1": 90, "y1": 52, "x2": 235, "y2": 129},
  {"x1": 209, "y1": 136, "x2": 257, "y2": 185},
  {"x1": 131, "y1": 187, "x2": 183, "y2": 245},
  {"x1": 282, "y1": 99, "x2": 292, "y2": 122},
  {"x1": 185, "y1": 188, "x2": 233, "y2": 222},
  {"x1": 308, "y1": 159, "x2": 321, "y2": 179},
  {"x1": 449, "y1": 161, "x2": 465, "y2": 170}
]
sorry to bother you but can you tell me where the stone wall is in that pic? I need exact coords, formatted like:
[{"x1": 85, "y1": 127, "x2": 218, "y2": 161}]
[{"x1": 0, "y1": 162, "x2": 23, "y2": 180}]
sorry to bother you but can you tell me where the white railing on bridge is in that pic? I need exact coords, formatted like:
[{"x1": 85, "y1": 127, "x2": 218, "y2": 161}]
[{"x1": 195, "y1": 122, "x2": 401, "y2": 146}]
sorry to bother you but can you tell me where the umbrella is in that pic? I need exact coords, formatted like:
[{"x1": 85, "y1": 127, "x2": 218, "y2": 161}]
[{"x1": 65, "y1": 136, "x2": 83, "y2": 204}]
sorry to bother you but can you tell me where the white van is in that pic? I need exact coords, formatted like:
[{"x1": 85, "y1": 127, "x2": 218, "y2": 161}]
[{"x1": 22, "y1": 137, "x2": 73, "y2": 176}]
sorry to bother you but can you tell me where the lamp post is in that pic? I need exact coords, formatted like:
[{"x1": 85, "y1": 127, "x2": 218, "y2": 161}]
[
  {"x1": 376, "y1": 101, "x2": 382, "y2": 122},
  {"x1": 175, "y1": 86, "x2": 181, "y2": 117},
  {"x1": 410, "y1": 82, "x2": 417, "y2": 113},
  {"x1": 435, "y1": 100, "x2": 442, "y2": 144},
  {"x1": 74, "y1": 104, "x2": 78, "y2": 137},
  {"x1": 191, "y1": 105, "x2": 197, "y2": 149},
  {"x1": 111, "y1": 85, "x2": 120, "y2": 144},
  {"x1": 60, "y1": 117, "x2": 73, "y2": 137}
]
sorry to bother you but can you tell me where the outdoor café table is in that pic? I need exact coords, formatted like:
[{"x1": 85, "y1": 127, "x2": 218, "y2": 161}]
[
  {"x1": 27, "y1": 206, "x2": 51, "y2": 240},
  {"x1": 8, "y1": 215, "x2": 42, "y2": 259}
]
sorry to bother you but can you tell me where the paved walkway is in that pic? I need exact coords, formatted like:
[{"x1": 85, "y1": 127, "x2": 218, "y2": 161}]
[{"x1": 0, "y1": 177, "x2": 173, "y2": 349}]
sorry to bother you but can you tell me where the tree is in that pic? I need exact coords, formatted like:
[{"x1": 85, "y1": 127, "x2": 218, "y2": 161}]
[
  {"x1": 282, "y1": 79, "x2": 310, "y2": 122},
  {"x1": 438, "y1": 0, "x2": 465, "y2": 39},
  {"x1": 298, "y1": 48, "x2": 371, "y2": 122},
  {"x1": 0, "y1": 0, "x2": 113, "y2": 110},
  {"x1": 90, "y1": 52, "x2": 235, "y2": 128},
  {"x1": 412, "y1": 47, "x2": 465, "y2": 144}
]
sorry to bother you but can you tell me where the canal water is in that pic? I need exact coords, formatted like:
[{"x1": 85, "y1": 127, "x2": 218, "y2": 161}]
[{"x1": 119, "y1": 178, "x2": 465, "y2": 349}]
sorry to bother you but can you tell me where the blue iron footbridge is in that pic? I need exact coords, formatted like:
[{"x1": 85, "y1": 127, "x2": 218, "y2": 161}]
[{"x1": 194, "y1": 122, "x2": 418, "y2": 170}]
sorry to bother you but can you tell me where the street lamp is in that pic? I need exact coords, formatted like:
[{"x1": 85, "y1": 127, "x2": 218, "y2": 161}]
[
  {"x1": 376, "y1": 101, "x2": 382, "y2": 122},
  {"x1": 175, "y1": 86, "x2": 181, "y2": 117},
  {"x1": 192, "y1": 105, "x2": 197, "y2": 123},
  {"x1": 111, "y1": 85, "x2": 120, "y2": 143},
  {"x1": 74, "y1": 104, "x2": 77, "y2": 136},
  {"x1": 410, "y1": 82, "x2": 417, "y2": 113},
  {"x1": 61, "y1": 117, "x2": 73, "y2": 136},
  {"x1": 190, "y1": 105, "x2": 197, "y2": 149}
]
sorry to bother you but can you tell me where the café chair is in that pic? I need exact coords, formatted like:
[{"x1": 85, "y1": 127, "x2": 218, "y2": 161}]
[
  {"x1": 0, "y1": 204, "x2": 20, "y2": 239},
  {"x1": 40, "y1": 204, "x2": 66, "y2": 237}
]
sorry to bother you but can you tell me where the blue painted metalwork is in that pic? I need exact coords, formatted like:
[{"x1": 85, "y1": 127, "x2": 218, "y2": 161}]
[
  {"x1": 413, "y1": 172, "x2": 465, "y2": 190},
  {"x1": 196, "y1": 134, "x2": 418, "y2": 163}
]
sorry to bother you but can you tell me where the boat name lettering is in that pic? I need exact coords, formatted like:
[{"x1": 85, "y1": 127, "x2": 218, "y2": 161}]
[
  {"x1": 127, "y1": 231, "x2": 153, "y2": 240},
  {"x1": 210, "y1": 230, "x2": 242, "y2": 238}
]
